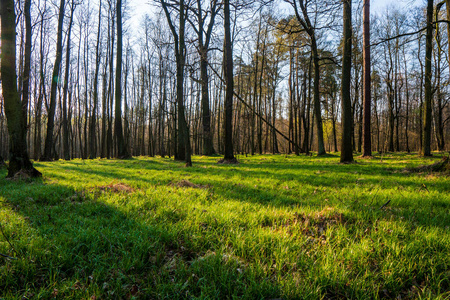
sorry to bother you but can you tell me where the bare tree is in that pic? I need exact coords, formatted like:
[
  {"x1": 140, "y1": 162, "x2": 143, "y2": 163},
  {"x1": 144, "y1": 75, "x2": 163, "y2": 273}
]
[
  {"x1": 1, "y1": 0, "x2": 41, "y2": 177},
  {"x1": 114, "y1": 0, "x2": 130, "y2": 158},
  {"x1": 192, "y1": 0, "x2": 219, "y2": 156},
  {"x1": 362, "y1": 0, "x2": 371, "y2": 157},
  {"x1": 289, "y1": 0, "x2": 326, "y2": 156},
  {"x1": 222, "y1": 0, "x2": 236, "y2": 162},
  {"x1": 422, "y1": 0, "x2": 433, "y2": 156},
  {"x1": 90, "y1": 0, "x2": 103, "y2": 159},
  {"x1": 160, "y1": 0, "x2": 192, "y2": 166},
  {"x1": 42, "y1": 0, "x2": 65, "y2": 161},
  {"x1": 62, "y1": 0, "x2": 77, "y2": 160},
  {"x1": 340, "y1": 0, "x2": 353, "y2": 163}
]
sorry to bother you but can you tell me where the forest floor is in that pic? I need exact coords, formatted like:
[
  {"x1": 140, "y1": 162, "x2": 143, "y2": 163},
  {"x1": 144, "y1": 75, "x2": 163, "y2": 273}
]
[{"x1": 0, "y1": 153, "x2": 449, "y2": 299}]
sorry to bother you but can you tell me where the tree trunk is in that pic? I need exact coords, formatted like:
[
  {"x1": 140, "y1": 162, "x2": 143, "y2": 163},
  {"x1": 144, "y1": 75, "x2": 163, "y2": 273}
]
[
  {"x1": 422, "y1": 0, "x2": 433, "y2": 156},
  {"x1": 161, "y1": 0, "x2": 191, "y2": 166},
  {"x1": 292, "y1": 0, "x2": 326, "y2": 156},
  {"x1": 1, "y1": 0, "x2": 41, "y2": 177},
  {"x1": 223, "y1": 0, "x2": 235, "y2": 161},
  {"x1": 362, "y1": 0, "x2": 371, "y2": 157},
  {"x1": 90, "y1": 0, "x2": 102, "y2": 159},
  {"x1": 42, "y1": 0, "x2": 65, "y2": 161},
  {"x1": 62, "y1": 1, "x2": 75, "y2": 161},
  {"x1": 197, "y1": 0, "x2": 218, "y2": 156},
  {"x1": 340, "y1": 0, "x2": 353, "y2": 163},
  {"x1": 114, "y1": 0, "x2": 129, "y2": 158}
]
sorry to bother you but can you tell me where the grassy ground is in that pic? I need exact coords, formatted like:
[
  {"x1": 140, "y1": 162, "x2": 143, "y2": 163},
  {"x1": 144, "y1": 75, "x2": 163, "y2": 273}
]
[{"x1": 0, "y1": 153, "x2": 449, "y2": 299}]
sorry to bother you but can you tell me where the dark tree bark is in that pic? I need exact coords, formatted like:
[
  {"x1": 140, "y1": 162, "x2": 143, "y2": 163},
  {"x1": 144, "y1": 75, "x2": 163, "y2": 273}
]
[
  {"x1": 42, "y1": 0, "x2": 65, "y2": 161},
  {"x1": 114, "y1": 0, "x2": 130, "y2": 158},
  {"x1": 22, "y1": 0, "x2": 32, "y2": 131},
  {"x1": 196, "y1": 0, "x2": 218, "y2": 156},
  {"x1": 447, "y1": 0, "x2": 450, "y2": 71},
  {"x1": 422, "y1": 0, "x2": 433, "y2": 156},
  {"x1": 34, "y1": 1, "x2": 48, "y2": 160},
  {"x1": 292, "y1": 0, "x2": 326, "y2": 155},
  {"x1": 340, "y1": 0, "x2": 353, "y2": 163},
  {"x1": 90, "y1": 0, "x2": 102, "y2": 159},
  {"x1": 1, "y1": 0, "x2": 41, "y2": 177},
  {"x1": 161, "y1": 0, "x2": 192, "y2": 166},
  {"x1": 62, "y1": 0, "x2": 76, "y2": 160},
  {"x1": 402, "y1": 48, "x2": 411, "y2": 153},
  {"x1": 362, "y1": 0, "x2": 371, "y2": 157},
  {"x1": 222, "y1": 0, "x2": 235, "y2": 161}
]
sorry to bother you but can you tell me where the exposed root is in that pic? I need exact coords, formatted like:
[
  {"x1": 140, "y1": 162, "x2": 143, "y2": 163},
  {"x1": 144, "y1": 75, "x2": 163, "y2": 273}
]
[{"x1": 7, "y1": 168, "x2": 42, "y2": 180}]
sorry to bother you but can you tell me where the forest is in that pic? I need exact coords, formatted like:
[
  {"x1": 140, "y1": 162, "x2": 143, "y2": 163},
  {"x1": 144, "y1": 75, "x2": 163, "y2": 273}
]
[
  {"x1": 0, "y1": 0, "x2": 449, "y2": 299},
  {"x1": 0, "y1": 0, "x2": 448, "y2": 174}
]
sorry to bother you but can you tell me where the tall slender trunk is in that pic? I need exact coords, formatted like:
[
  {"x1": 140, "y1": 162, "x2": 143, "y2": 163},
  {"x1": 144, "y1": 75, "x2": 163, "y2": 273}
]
[
  {"x1": 161, "y1": 0, "x2": 191, "y2": 165},
  {"x1": 42, "y1": 0, "x2": 65, "y2": 161},
  {"x1": 1, "y1": 0, "x2": 41, "y2": 177},
  {"x1": 90, "y1": 0, "x2": 102, "y2": 159},
  {"x1": 340, "y1": 0, "x2": 353, "y2": 163},
  {"x1": 114, "y1": 0, "x2": 128, "y2": 158},
  {"x1": 197, "y1": 0, "x2": 218, "y2": 156},
  {"x1": 292, "y1": 0, "x2": 326, "y2": 155},
  {"x1": 422, "y1": 0, "x2": 433, "y2": 156},
  {"x1": 62, "y1": 1, "x2": 75, "y2": 160},
  {"x1": 223, "y1": 0, "x2": 235, "y2": 161},
  {"x1": 362, "y1": 0, "x2": 372, "y2": 157}
]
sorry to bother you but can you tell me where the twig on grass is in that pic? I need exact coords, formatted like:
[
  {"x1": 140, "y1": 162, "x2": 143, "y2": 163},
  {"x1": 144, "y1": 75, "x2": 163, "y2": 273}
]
[
  {"x1": 0, "y1": 252, "x2": 17, "y2": 260},
  {"x1": 419, "y1": 184, "x2": 429, "y2": 193},
  {"x1": 379, "y1": 200, "x2": 391, "y2": 210},
  {"x1": 368, "y1": 188, "x2": 381, "y2": 207},
  {"x1": 0, "y1": 222, "x2": 18, "y2": 256}
]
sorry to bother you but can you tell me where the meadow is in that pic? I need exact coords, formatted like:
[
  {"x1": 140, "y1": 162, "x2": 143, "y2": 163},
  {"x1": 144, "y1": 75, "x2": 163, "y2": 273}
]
[{"x1": 0, "y1": 153, "x2": 449, "y2": 299}]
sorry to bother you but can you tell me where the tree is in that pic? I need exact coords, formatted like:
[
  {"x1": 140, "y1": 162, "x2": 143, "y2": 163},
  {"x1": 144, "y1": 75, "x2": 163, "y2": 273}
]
[
  {"x1": 193, "y1": 0, "x2": 219, "y2": 156},
  {"x1": 160, "y1": 0, "x2": 192, "y2": 166},
  {"x1": 222, "y1": 0, "x2": 236, "y2": 162},
  {"x1": 41, "y1": 0, "x2": 65, "y2": 161},
  {"x1": 1, "y1": 0, "x2": 41, "y2": 177},
  {"x1": 290, "y1": 0, "x2": 326, "y2": 156},
  {"x1": 62, "y1": 0, "x2": 77, "y2": 160},
  {"x1": 90, "y1": 0, "x2": 103, "y2": 159},
  {"x1": 340, "y1": 0, "x2": 353, "y2": 163},
  {"x1": 362, "y1": 0, "x2": 371, "y2": 157},
  {"x1": 422, "y1": 0, "x2": 433, "y2": 156},
  {"x1": 114, "y1": 0, "x2": 130, "y2": 158}
]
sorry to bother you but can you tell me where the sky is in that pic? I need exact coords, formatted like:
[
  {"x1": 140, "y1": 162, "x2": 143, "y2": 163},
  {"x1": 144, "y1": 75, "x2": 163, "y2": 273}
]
[
  {"x1": 125, "y1": 0, "x2": 425, "y2": 43},
  {"x1": 371, "y1": 0, "x2": 423, "y2": 14},
  {"x1": 127, "y1": 0, "x2": 425, "y2": 29}
]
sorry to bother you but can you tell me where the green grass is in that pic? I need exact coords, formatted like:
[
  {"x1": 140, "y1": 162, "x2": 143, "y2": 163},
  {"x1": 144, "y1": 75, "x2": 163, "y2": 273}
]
[{"x1": 0, "y1": 153, "x2": 449, "y2": 299}]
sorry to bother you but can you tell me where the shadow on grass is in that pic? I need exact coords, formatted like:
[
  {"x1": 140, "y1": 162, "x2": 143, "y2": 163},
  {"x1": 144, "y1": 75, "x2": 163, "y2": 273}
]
[
  {"x1": 0, "y1": 170, "x2": 280, "y2": 299},
  {"x1": 1, "y1": 154, "x2": 448, "y2": 299},
  {"x1": 34, "y1": 156, "x2": 450, "y2": 231}
]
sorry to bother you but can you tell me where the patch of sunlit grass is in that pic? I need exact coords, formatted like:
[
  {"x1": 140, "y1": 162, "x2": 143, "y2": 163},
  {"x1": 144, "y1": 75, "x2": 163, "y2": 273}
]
[{"x1": 0, "y1": 153, "x2": 449, "y2": 299}]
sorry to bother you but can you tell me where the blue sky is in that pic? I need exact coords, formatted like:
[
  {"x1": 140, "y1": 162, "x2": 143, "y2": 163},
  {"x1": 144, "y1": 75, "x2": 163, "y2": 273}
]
[
  {"x1": 126, "y1": 0, "x2": 425, "y2": 33},
  {"x1": 127, "y1": 0, "x2": 425, "y2": 21},
  {"x1": 371, "y1": 0, "x2": 423, "y2": 14}
]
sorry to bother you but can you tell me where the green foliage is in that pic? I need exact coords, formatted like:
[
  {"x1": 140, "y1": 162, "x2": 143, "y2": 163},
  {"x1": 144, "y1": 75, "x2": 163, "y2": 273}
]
[{"x1": 0, "y1": 154, "x2": 449, "y2": 299}]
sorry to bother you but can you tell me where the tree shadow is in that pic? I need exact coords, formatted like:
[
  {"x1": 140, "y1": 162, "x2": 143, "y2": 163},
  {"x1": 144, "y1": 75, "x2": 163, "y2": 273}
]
[
  {"x1": 0, "y1": 169, "x2": 282, "y2": 299},
  {"x1": 1, "y1": 155, "x2": 447, "y2": 298}
]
